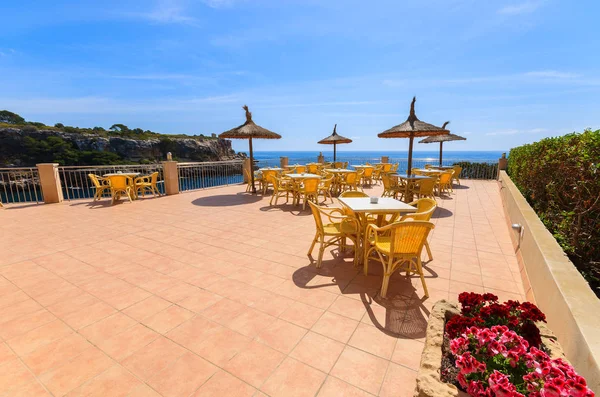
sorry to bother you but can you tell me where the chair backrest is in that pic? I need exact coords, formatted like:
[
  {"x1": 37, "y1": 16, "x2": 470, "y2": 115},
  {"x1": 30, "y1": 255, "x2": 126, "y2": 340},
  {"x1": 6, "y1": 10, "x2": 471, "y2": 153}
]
[
  {"x1": 345, "y1": 172, "x2": 358, "y2": 184},
  {"x1": 334, "y1": 162, "x2": 343, "y2": 169},
  {"x1": 413, "y1": 169, "x2": 423, "y2": 176},
  {"x1": 382, "y1": 174, "x2": 394, "y2": 189},
  {"x1": 392, "y1": 163, "x2": 399, "y2": 172},
  {"x1": 343, "y1": 162, "x2": 348, "y2": 169},
  {"x1": 383, "y1": 163, "x2": 392, "y2": 172},
  {"x1": 406, "y1": 198, "x2": 437, "y2": 221},
  {"x1": 296, "y1": 166, "x2": 306, "y2": 174},
  {"x1": 388, "y1": 220, "x2": 435, "y2": 254},
  {"x1": 302, "y1": 177, "x2": 320, "y2": 193},
  {"x1": 424, "y1": 164, "x2": 433, "y2": 169},
  {"x1": 340, "y1": 191, "x2": 368, "y2": 198},
  {"x1": 307, "y1": 164, "x2": 318, "y2": 174},
  {"x1": 149, "y1": 172, "x2": 159, "y2": 184},
  {"x1": 418, "y1": 178, "x2": 435, "y2": 195},
  {"x1": 362, "y1": 167, "x2": 374, "y2": 177},
  {"x1": 88, "y1": 174, "x2": 103, "y2": 188},
  {"x1": 107, "y1": 175, "x2": 130, "y2": 189},
  {"x1": 320, "y1": 175, "x2": 333, "y2": 188},
  {"x1": 439, "y1": 171, "x2": 454, "y2": 184},
  {"x1": 452, "y1": 165, "x2": 462, "y2": 179},
  {"x1": 262, "y1": 170, "x2": 277, "y2": 181}
]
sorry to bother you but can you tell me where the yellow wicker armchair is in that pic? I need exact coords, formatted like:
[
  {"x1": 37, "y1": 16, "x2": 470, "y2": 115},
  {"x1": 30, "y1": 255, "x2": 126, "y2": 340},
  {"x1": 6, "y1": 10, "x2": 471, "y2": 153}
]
[
  {"x1": 270, "y1": 176, "x2": 296, "y2": 206},
  {"x1": 400, "y1": 198, "x2": 437, "y2": 261},
  {"x1": 107, "y1": 175, "x2": 133, "y2": 205},
  {"x1": 339, "y1": 191, "x2": 368, "y2": 198},
  {"x1": 411, "y1": 178, "x2": 436, "y2": 199},
  {"x1": 436, "y1": 171, "x2": 454, "y2": 196},
  {"x1": 340, "y1": 171, "x2": 362, "y2": 192},
  {"x1": 297, "y1": 177, "x2": 320, "y2": 210},
  {"x1": 381, "y1": 174, "x2": 402, "y2": 199},
  {"x1": 364, "y1": 220, "x2": 435, "y2": 298},
  {"x1": 452, "y1": 165, "x2": 462, "y2": 185},
  {"x1": 361, "y1": 166, "x2": 374, "y2": 186},
  {"x1": 307, "y1": 164, "x2": 319, "y2": 174},
  {"x1": 318, "y1": 175, "x2": 334, "y2": 203},
  {"x1": 88, "y1": 174, "x2": 110, "y2": 201},
  {"x1": 333, "y1": 161, "x2": 344, "y2": 169},
  {"x1": 307, "y1": 201, "x2": 360, "y2": 268},
  {"x1": 134, "y1": 172, "x2": 161, "y2": 198},
  {"x1": 295, "y1": 165, "x2": 306, "y2": 174},
  {"x1": 261, "y1": 170, "x2": 278, "y2": 194}
]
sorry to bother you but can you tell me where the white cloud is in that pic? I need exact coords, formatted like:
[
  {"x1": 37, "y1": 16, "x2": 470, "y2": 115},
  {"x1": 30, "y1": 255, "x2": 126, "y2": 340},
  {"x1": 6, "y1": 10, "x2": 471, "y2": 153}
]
[
  {"x1": 136, "y1": 0, "x2": 198, "y2": 25},
  {"x1": 485, "y1": 128, "x2": 546, "y2": 136},
  {"x1": 498, "y1": 1, "x2": 544, "y2": 15}
]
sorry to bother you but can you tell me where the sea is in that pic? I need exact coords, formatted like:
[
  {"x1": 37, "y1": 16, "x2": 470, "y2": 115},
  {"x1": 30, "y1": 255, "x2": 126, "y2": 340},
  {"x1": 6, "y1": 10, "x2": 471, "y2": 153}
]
[{"x1": 250, "y1": 150, "x2": 504, "y2": 167}]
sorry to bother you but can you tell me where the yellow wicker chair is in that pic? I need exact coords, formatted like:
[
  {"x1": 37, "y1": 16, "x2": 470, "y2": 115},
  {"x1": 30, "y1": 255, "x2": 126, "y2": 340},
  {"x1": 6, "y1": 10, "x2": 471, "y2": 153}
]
[
  {"x1": 382, "y1": 163, "x2": 392, "y2": 172},
  {"x1": 452, "y1": 165, "x2": 462, "y2": 185},
  {"x1": 134, "y1": 172, "x2": 161, "y2": 198},
  {"x1": 412, "y1": 178, "x2": 436, "y2": 199},
  {"x1": 307, "y1": 164, "x2": 319, "y2": 174},
  {"x1": 401, "y1": 198, "x2": 437, "y2": 261},
  {"x1": 261, "y1": 170, "x2": 278, "y2": 194},
  {"x1": 107, "y1": 175, "x2": 133, "y2": 205},
  {"x1": 298, "y1": 177, "x2": 320, "y2": 210},
  {"x1": 88, "y1": 174, "x2": 110, "y2": 201},
  {"x1": 364, "y1": 220, "x2": 435, "y2": 298},
  {"x1": 318, "y1": 175, "x2": 334, "y2": 203},
  {"x1": 307, "y1": 201, "x2": 360, "y2": 268},
  {"x1": 295, "y1": 165, "x2": 307, "y2": 174},
  {"x1": 436, "y1": 171, "x2": 454, "y2": 196},
  {"x1": 424, "y1": 164, "x2": 433, "y2": 169},
  {"x1": 361, "y1": 167, "x2": 374, "y2": 186},
  {"x1": 270, "y1": 176, "x2": 296, "y2": 206},
  {"x1": 340, "y1": 171, "x2": 362, "y2": 192},
  {"x1": 333, "y1": 162, "x2": 344, "y2": 169},
  {"x1": 339, "y1": 191, "x2": 368, "y2": 198},
  {"x1": 381, "y1": 174, "x2": 402, "y2": 199}
]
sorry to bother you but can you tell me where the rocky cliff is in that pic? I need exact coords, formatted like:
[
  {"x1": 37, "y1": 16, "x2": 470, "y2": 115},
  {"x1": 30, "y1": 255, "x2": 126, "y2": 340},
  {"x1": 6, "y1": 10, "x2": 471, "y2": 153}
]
[{"x1": 0, "y1": 127, "x2": 240, "y2": 166}]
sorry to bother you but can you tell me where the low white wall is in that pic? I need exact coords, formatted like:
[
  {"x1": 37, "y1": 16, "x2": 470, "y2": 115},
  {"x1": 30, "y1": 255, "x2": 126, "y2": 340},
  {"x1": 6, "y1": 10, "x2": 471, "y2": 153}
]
[{"x1": 499, "y1": 171, "x2": 600, "y2": 392}]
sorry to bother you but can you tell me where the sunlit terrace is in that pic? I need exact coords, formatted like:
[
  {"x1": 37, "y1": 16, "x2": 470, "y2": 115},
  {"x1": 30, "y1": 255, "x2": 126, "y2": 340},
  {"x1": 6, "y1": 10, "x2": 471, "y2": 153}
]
[{"x1": 0, "y1": 177, "x2": 527, "y2": 396}]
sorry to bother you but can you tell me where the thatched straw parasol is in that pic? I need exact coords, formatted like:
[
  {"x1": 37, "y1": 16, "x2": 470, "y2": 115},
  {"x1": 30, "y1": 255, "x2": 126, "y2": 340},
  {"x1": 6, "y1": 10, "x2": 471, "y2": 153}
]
[
  {"x1": 219, "y1": 105, "x2": 281, "y2": 193},
  {"x1": 317, "y1": 124, "x2": 352, "y2": 162},
  {"x1": 378, "y1": 97, "x2": 449, "y2": 175},
  {"x1": 419, "y1": 127, "x2": 466, "y2": 166}
]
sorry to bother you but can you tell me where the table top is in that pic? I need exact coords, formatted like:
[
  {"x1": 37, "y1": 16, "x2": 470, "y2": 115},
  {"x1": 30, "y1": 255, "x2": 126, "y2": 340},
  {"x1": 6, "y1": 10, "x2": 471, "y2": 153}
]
[
  {"x1": 430, "y1": 166, "x2": 454, "y2": 170},
  {"x1": 259, "y1": 168, "x2": 283, "y2": 171},
  {"x1": 338, "y1": 197, "x2": 416, "y2": 214},
  {"x1": 393, "y1": 174, "x2": 434, "y2": 180},
  {"x1": 286, "y1": 173, "x2": 321, "y2": 179},
  {"x1": 324, "y1": 168, "x2": 354, "y2": 173},
  {"x1": 283, "y1": 164, "x2": 304, "y2": 168},
  {"x1": 412, "y1": 168, "x2": 443, "y2": 174},
  {"x1": 103, "y1": 173, "x2": 140, "y2": 177},
  {"x1": 351, "y1": 165, "x2": 374, "y2": 168}
]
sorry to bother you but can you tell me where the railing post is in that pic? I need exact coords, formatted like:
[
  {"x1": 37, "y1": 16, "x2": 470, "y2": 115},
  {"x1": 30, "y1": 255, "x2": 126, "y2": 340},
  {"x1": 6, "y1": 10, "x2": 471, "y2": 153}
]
[
  {"x1": 498, "y1": 152, "x2": 508, "y2": 171},
  {"x1": 317, "y1": 152, "x2": 324, "y2": 164},
  {"x1": 381, "y1": 156, "x2": 389, "y2": 163},
  {"x1": 242, "y1": 158, "x2": 251, "y2": 183},
  {"x1": 280, "y1": 156, "x2": 289, "y2": 169},
  {"x1": 36, "y1": 163, "x2": 63, "y2": 204},
  {"x1": 162, "y1": 161, "x2": 179, "y2": 195}
]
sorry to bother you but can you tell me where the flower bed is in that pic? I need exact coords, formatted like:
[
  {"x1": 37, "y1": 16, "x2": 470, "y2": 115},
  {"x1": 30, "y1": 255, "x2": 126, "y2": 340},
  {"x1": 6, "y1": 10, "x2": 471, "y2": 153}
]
[{"x1": 415, "y1": 294, "x2": 595, "y2": 397}]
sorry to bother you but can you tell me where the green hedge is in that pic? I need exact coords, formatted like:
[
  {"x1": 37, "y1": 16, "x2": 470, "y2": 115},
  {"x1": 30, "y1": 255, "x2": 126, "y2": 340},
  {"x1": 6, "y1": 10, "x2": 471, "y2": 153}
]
[{"x1": 508, "y1": 129, "x2": 600, "y2": 297}]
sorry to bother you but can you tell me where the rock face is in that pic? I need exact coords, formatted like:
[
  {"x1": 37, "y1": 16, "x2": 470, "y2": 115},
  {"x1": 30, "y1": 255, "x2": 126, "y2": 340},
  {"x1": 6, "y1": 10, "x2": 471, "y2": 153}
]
[{"x1": 0, "y1": 127, "x2": 240, "y2": 165}]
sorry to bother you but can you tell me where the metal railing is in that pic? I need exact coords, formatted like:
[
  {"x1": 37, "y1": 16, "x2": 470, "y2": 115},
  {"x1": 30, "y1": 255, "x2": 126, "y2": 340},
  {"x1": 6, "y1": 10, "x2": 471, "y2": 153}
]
[
  {"x1": 0, "y1": 167, "x2": 43, "y2": 204},
  {"x1": 59, "y1": 164, "x2": 165, "y2": 201},
  {"x1": 178, "y1": 160, "x2": 244, "y2": 192}
]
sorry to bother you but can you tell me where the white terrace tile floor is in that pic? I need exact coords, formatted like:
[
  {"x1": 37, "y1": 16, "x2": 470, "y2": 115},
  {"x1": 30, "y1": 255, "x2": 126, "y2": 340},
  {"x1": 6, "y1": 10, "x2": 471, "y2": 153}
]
[{"x1": 0, "y1": 180, "x2": 525, "y2": 396}]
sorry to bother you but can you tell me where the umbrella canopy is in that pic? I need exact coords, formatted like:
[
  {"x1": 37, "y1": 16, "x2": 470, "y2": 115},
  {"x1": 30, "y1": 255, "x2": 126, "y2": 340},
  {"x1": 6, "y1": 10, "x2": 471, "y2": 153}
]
[
  {"x1": 418, "y1": 126, "x2": 466, "y2": 166},
  {"x1": 318, "y1": 124, "x2": 352, "y2": 162},
  {"x1": 378, "y1": 97, "x2": 449, "y2": 174},
  {"x1": 219, "y1": 105, "x2": 281, "y2": 193}
]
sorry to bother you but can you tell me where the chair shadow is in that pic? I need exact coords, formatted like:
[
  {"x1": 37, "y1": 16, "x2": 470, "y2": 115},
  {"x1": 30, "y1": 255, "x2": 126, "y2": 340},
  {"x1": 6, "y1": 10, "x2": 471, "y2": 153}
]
[
  {"x1": 192, "y1": 192, "x2": 262, "y2": 207},
  {"x1": 1, "y1": 203, "x2": 44, "y2": 210},
  {"x1": 431, "y1": 207, "x2": 453, "y2": 219},
  {"x1": 259, "y1": 204, "x2": 312, "y2": 216},
  {"x1": 452, "y1": 184, "x2": 470, "y2": 189},
  {"x1": 292, "y1": 247, "x2": 431, "y2": 339}
]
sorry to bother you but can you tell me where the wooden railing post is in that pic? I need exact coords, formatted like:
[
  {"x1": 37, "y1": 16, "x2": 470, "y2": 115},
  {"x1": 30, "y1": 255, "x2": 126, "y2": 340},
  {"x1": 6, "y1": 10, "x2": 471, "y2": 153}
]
[
  {"x1": 162, "y1": 161, "x2": 179, "y2": 195},
  {"x1": 36, "y1": 163, "x2": 63, "y2": 204},
  {"x1": 317, "y1": 152, "x2": 324, "y2": 164},
  {"x1": 381, "y1": 156, "x2": 389, "y2": 163},
  {"x1": 280, "y1": 156, "x2": 288, "y2": 169}
]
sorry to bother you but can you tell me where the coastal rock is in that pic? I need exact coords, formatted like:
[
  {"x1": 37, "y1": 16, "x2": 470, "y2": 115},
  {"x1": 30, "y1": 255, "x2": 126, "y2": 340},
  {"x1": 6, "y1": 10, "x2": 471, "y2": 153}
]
[{"x1": 0, "y1": 127, "x2": 240, "y2": 165}]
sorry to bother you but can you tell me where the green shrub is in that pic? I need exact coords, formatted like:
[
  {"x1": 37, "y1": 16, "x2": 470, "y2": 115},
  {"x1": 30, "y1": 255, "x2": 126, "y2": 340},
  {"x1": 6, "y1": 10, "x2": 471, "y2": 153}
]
[{"x1": 508, "y1": 129, "x2": 600, "y2": 297}]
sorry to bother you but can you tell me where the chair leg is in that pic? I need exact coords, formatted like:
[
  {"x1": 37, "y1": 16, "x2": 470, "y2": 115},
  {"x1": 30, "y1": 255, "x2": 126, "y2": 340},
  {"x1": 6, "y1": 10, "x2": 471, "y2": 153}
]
[
  {"x1": 425, "y1": 241, "x2": 433, "y2": 261},
  {"x1": 416, "y1": 257, "x2": 429, "y2": 298},
  {"x1": 308, "y1": 233, "x2": 318, "y2": 256},
  {"x1": 381, "y1": 258, "x2": 394, "y2": 298},
  {"x1": 317, "y1": 237, "x2": 325, "y2": 268}
]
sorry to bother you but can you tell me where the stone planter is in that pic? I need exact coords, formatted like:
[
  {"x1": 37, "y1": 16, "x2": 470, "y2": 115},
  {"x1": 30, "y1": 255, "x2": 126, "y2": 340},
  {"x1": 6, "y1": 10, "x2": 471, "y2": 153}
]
[{"x1": 414, "y1": 299, "x2": 567, "y2": 397}]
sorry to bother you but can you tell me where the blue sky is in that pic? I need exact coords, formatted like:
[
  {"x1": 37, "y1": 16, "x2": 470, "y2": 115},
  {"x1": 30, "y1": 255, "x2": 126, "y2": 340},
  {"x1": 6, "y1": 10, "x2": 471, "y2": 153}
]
[{"x1": 1, "y1": 0, "x2": 598, "y2": 153}]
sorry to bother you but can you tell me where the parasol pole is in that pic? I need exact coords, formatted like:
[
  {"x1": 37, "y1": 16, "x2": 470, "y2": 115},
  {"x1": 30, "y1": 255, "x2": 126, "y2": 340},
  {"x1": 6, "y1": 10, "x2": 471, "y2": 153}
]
[
  {"x1": 249, "y1": 137, "x2": 256, "y2": 193},
  {"x1": 439, "y1": 141, "x2": 443, "y2": 166},
  {"x1": 333, "y1": 142, "x2": 337, "y2": 163},
  {"x1": 407, "y1": 135, "x2": 414, "y2": 175}
]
